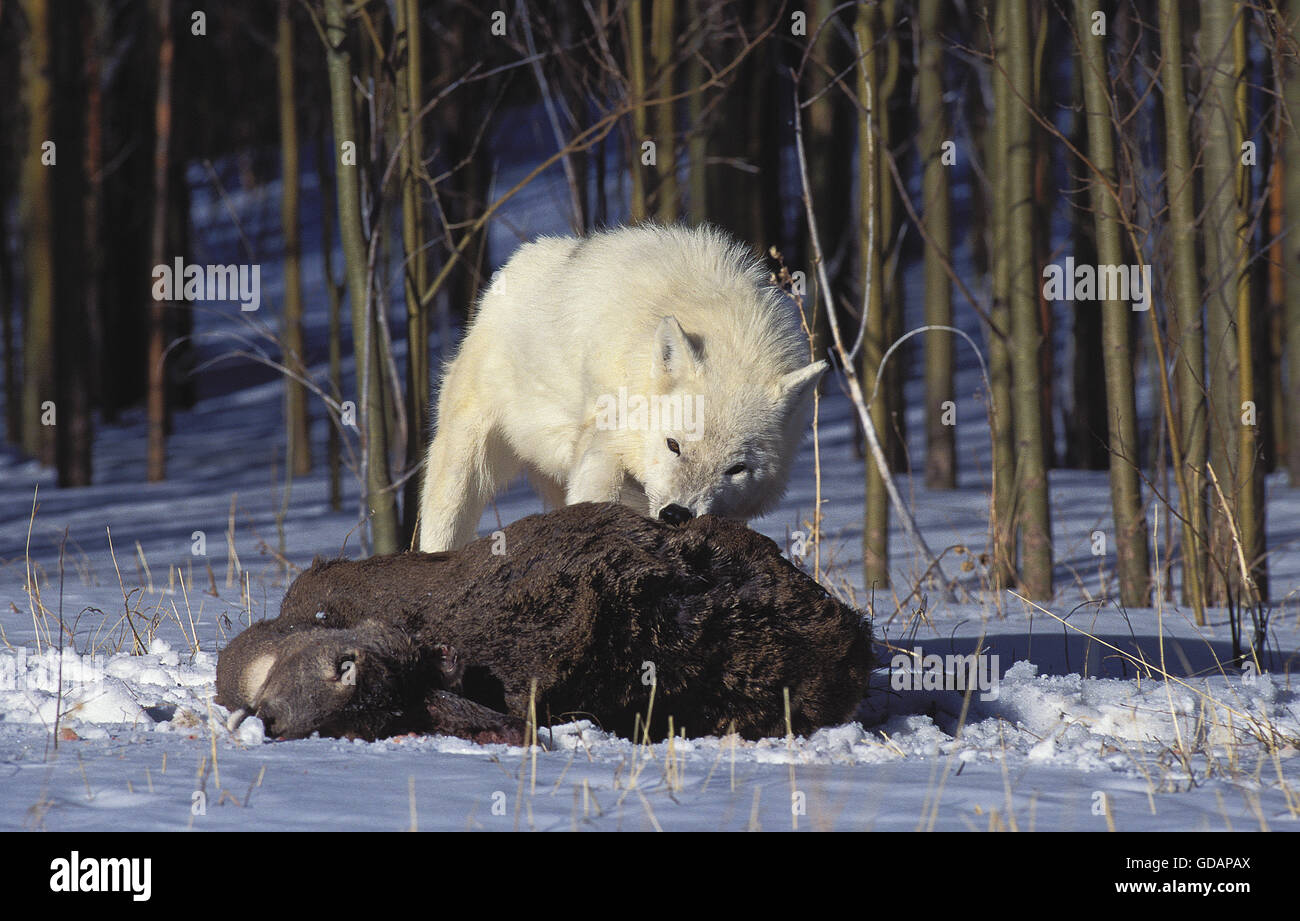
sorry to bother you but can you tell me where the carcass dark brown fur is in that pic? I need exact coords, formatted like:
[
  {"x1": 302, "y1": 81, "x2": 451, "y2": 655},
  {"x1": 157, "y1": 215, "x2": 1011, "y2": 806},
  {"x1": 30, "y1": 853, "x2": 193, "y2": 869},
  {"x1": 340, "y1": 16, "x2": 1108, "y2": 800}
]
[{"x1": 216, "y1": 503, "x2": 872, "y2": 742}]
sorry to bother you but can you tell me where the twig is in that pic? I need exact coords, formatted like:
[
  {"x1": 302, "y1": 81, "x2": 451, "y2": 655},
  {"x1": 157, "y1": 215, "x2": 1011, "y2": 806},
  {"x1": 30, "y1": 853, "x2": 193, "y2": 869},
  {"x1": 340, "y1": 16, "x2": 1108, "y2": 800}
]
[
  {"x1": 791, "y1": 72, "x2": 956, "y2": 602},
  {"x1": 518, "y1": 0, "x2": 584, "y2": 230}
]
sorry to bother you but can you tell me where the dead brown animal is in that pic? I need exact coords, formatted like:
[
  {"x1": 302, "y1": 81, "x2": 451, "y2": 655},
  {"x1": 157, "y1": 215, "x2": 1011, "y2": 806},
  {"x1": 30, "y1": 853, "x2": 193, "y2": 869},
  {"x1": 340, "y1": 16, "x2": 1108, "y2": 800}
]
[{"x1": 217, "y1": 503, "x2": 872, "y2": 742}]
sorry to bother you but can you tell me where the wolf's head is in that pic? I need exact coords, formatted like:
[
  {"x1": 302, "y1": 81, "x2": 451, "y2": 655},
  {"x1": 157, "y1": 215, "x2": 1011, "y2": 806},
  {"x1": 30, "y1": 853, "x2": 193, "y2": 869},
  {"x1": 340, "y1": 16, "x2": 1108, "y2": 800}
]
[{"x1": 637, "y1": 316, "x2": 825, "y2": 524}]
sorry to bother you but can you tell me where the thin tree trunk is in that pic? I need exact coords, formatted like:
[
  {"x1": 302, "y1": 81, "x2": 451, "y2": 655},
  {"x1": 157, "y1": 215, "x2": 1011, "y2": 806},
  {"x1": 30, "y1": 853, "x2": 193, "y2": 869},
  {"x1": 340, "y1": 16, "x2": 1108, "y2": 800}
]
[
  {"x1": 426, "y1": 6, "x2": 485, "y2": 322},
  {"x1": 318, "y1": 127, "x2": 343, "y2": 513},
  {"x1": 1065, "y1": 104, "x2": 1107, "y2": 472},
  {"x1": 803, "y1": 0, "x2": 850, "y2": 362},
  {"x1": 1006, "y1": 0, "x2": 1052, "y2": 599},
  {"x1": 919, "y1": 0, "x2": 955, "y2": 489},
  {"x1": 0, "y1": 142, "x2": 14, "y2": 445},
  {"x1": 987, "y1": 0, "x2": 1017, "y2": 588},
  {"x1": 1267, "y1": 105, "x2": 1286, "y2": 475},
  {"x1": 1031, "y1": 7, "x2": 1055, "y2": 471},
  {"x1": 1074, "y1": 2, "x2": 1150, "y2": 606},
  {"x1": 81, "y1": 0, "x2": 105, "y2": 432},
  {"x1": 1286, "y1": 4, "x2": 1300, "y2": 490},
  {"x1": 856, "y1": 2, "x2": 889, "y2": 590},
  {"x1": 966, "y1": 4, "x2": 992, "y2": 280},
  {"x1": 397, "y1": 0, "x2": 428, "y2": 541},
  {"x1": 702, "y1": 0, "x2": 775, "y2": 246},
  {"x1": 651, "y1": 0, "x2": 677, "y2": 221},
  {"x1": 362, "y1": 22, "x2": 403, "y2": 468},
  {"x1": 0, "y1": 18, "x2": 13, "y2": 447},
  {"x1": 1157, "y1": 0, "x2": 1207, "y2": 619},
  {"x1": 1231, "y1": 15, "x2": 1265, "y2": 601},
  {"x1": 165, "y1": 158, "x2": 192, "y2": 423},
  {"x1": 146, "y1": 0, "x2": 173, "y2": 482},
  {"x1": 278, "y1": 0, "x2": 311, "y2": 478},
  {"x1": 52, "y1": 0, "x2": 89, "y2": 487},
  {"x1": 1200, "y1": 1, "x2": 1244, "y2": 603},
  {"x1": 324, "y1": 0, "x2": 399, "y2": 554},
  {"x1": 18, "y1": 0, "x2": 55, "y2": 466},
  {"x1": 877, "y1": 0, "x2": 905, "y2": 472},
  {"x1": 627, "y1": 0, "x2": 648, "y2": 222},
  {"x1": 751, "y1": 0, "x2": 783, "y2": 251},
  {"x1": 686, "y1": 0, "x2": 708, "y2": 225}
]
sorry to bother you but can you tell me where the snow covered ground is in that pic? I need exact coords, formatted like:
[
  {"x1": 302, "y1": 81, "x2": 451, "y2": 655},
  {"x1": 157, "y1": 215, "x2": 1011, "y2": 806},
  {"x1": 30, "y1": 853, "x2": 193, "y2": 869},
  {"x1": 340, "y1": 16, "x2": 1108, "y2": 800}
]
[{"x1": 2, "y1": 129, "x2": 1299, "y2": 833}]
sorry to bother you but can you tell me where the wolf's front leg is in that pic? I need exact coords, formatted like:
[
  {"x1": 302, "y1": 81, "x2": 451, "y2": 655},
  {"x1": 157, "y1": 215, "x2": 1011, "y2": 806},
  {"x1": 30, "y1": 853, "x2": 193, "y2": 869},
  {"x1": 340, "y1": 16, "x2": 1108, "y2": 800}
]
[{"x1": 565, "y1": 431, "x2": 629, "y2": 506}]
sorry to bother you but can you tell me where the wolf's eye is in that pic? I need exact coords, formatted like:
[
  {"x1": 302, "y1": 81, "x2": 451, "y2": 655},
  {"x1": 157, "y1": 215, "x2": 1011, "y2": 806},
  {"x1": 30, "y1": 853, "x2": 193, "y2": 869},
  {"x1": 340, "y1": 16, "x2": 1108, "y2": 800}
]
[
  {"x1": 726, "y1": 463, "x2": 746, "y2": 476},
  {"x1": 666, "y1": 438, "x2": 681, "y2": 455}
]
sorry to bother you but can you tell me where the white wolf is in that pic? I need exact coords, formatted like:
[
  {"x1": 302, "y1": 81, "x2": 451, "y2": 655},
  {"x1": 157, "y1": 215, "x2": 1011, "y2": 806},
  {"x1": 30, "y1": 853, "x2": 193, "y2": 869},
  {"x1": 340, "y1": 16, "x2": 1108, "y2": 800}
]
[{"x1": 416, "y1": 224, "x2": 826, "y2": 552}]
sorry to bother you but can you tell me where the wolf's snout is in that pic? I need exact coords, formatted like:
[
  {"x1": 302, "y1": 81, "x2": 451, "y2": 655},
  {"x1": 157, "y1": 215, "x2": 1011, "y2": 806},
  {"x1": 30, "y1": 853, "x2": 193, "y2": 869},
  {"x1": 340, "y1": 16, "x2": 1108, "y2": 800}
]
[{"x1": 658, "y1": 504, "x2": 693, "y2": 525}]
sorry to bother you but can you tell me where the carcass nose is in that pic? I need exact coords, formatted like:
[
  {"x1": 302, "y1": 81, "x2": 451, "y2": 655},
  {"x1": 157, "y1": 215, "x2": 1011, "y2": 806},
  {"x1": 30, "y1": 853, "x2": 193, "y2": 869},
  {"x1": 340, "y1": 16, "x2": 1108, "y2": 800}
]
[
  {"x1": 658, "y1": 504, "x2": 693, "y2": 525},
  {"x1": 257, "y1": 704, "x2": 280, "y2": 738}
]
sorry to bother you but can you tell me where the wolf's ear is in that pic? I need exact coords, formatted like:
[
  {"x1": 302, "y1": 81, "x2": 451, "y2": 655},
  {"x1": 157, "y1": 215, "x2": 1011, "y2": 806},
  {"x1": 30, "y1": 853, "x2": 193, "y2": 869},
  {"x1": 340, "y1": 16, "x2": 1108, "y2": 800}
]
[
  {"x1": 652, "y1": 316, "x2": 699, "y2": 383},
  {"x1": 777, "y1": 360, "x2": 827, "y2": 407}
]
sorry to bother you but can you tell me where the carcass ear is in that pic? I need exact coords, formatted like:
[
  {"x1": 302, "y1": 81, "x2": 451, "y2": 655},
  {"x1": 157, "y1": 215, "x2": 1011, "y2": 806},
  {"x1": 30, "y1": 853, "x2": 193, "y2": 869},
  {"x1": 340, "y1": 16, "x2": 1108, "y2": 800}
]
[
  {"x1": 777, "y1": 360, "x2": 827, "y2": 407},
  {"x1": 240, "y1": 651, "x2": 279, "y2": 706},
  {"x1": 652, "y1": 316, "x2": 699, "y2": 383}
]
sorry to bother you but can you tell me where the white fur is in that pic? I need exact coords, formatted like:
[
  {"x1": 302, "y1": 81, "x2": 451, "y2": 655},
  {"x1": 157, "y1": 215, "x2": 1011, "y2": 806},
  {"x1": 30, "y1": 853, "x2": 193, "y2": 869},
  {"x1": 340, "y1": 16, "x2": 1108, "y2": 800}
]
[{"x1": 417, "y1": 224, "x2": 826, "y2": 551}]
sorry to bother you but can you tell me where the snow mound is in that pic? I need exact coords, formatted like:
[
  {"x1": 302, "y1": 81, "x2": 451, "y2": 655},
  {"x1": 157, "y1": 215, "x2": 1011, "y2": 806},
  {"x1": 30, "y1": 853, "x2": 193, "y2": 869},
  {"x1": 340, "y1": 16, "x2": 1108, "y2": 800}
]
[{"x1": 0, "y1": 639, "x2": 219, "y2": 735}]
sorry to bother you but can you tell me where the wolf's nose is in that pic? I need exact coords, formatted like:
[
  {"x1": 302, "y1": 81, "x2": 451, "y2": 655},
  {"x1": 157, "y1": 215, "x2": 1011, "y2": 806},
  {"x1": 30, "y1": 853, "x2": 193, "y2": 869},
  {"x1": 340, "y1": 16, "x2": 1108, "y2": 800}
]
[{"x1": 659, "y1": 504, "x2": 693, "y2": 525}]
